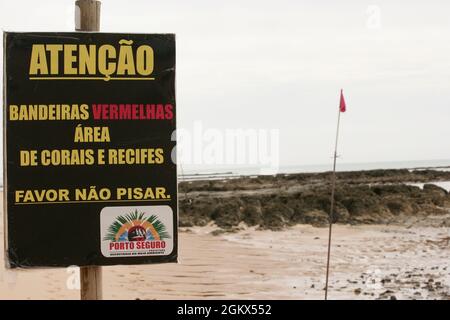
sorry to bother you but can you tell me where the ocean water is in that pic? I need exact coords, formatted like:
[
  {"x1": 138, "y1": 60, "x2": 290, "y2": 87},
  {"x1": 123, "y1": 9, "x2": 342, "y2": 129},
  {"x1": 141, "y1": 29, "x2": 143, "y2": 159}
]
[
  {"x1": 278, "y1": 159, "x2": 450, "y2": 174},
  {"x1": 180, "y1": 159, "x2": 450, "y2": 180}
]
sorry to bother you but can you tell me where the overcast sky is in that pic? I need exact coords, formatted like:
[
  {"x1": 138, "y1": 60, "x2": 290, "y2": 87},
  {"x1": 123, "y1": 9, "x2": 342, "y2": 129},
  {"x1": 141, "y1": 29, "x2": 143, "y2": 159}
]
[{"x1": 1, "y1": 0, "x2": 450, "y2": 172}]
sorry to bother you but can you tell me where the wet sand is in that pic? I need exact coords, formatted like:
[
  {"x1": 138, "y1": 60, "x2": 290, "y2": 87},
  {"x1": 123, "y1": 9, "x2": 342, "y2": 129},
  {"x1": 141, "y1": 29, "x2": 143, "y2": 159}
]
[{"x1": 1, "y1": 191, "x2": 449, "y2": 300}]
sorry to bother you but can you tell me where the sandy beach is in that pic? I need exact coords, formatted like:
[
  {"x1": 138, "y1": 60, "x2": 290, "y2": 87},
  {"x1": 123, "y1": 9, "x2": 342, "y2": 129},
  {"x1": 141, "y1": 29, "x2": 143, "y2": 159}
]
[{"x1": 1, "y1": 189, "x2": 449, "y2": 300}]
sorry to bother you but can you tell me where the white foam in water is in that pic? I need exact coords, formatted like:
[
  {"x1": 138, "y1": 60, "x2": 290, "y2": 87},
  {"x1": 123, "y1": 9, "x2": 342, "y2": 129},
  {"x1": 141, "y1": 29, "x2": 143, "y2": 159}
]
[{"x1": 409, "y1": 181, "x2": 450, "y2": 192}]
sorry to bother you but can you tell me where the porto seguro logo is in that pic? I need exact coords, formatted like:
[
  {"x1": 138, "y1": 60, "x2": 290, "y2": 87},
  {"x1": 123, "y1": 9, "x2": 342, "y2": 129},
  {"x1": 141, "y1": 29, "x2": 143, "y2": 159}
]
[{"x1": 104, "y1": 210, "x2": 170, "y2": 252}]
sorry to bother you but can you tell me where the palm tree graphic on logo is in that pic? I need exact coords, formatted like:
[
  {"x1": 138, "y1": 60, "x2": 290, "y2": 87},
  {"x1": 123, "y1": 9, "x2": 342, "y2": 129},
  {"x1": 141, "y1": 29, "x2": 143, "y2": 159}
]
[{"x1": 104, "y1": 210, "x2": 170, "y2": 242}]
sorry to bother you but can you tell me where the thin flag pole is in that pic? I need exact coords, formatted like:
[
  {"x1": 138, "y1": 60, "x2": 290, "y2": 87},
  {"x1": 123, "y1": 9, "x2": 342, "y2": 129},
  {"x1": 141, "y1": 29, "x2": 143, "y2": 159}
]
[{"x1": 324, "y1": 89, "x2": 345, "y2": 300}]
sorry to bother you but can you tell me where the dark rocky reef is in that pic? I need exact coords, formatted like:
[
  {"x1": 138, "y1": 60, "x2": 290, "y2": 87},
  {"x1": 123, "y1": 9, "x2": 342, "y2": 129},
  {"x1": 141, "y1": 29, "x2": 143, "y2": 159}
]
[{"x1": 179, "y1": 169, "x2": 450, "y2": 230}]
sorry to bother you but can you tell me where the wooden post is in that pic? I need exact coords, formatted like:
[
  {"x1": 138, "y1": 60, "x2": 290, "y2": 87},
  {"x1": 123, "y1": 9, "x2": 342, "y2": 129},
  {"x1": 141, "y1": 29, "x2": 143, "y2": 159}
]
[
  {"x1": 75, "y1": 0, "x2": 101, "y2": 31},
  {"x1": 75, "y1": 0, "x2": 103, "y2": 300},
  {"x1": 80, "y1": 266, "x2": 103, "y2": 300}
]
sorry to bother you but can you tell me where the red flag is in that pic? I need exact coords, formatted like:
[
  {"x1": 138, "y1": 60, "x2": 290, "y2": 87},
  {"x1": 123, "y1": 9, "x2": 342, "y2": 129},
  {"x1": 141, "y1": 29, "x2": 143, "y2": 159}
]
[{"x1": 339, "y1": 89, "x2": 346, "y2": 112}]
